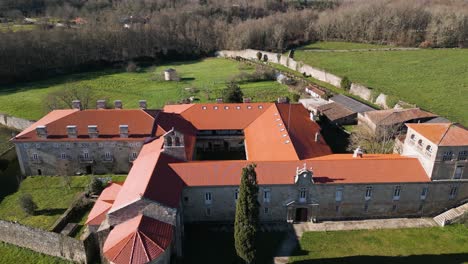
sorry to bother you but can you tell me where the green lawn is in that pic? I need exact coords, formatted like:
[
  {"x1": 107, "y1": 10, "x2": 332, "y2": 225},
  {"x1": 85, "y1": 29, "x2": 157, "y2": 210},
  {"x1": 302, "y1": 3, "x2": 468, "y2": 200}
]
[
  {"x1": 183, "y1": 224, "x2": 286, "y2": 264},
  {"x1": 298, "y1": 41, "x2": 394, "y2": 51},
  {"x1": 0, "y1": 242, "x2": 72, "y2": 264},
  {"x1": 0, "y1": 125, "x2": 17, "y2": 154},
  {"x1": 0, "y1": 58, "x2": 292, "y2": 120},
  {"x1": 290, "y1": 225, "x2": 468, "y2": 264},
  {"x1": 294, "y1": 47, "x2": 468, "y2": 125},
  {"x1": 0, "y1": 176, "x2": 91, "y2": 230}
]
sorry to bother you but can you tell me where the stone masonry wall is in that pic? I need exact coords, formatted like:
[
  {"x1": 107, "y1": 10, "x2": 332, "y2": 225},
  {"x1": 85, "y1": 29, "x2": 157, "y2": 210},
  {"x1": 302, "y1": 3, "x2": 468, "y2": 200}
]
[
  {"x1": 217, "y1": 49, "x2": 391, "y2": 109},
  {"x1": 0, "y1": 220, "x2": 88, "y2": 263},
  {"x1": 0, "y1": 113, "x2": 34, "y2": 130}
]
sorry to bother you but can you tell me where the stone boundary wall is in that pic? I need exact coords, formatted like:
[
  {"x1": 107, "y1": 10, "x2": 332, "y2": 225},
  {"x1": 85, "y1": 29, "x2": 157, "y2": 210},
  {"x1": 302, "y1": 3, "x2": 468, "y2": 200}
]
[
  {"x1": 51, "y1": 192, "x2": 89, "y2": 233},
  {"x1": 0, "y1": 113, "x2": 35, "y2": 131},
  {"x1": 217, "y1": 49, "x2": 390, "y2": 109},
  {"x1": 0, "y1": 220, "x2": 90, "y2": 263}
]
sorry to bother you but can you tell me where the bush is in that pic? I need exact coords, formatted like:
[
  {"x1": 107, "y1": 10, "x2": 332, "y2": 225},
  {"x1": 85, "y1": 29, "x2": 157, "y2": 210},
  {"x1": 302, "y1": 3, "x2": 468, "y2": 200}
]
[
  {"x1": 292, "y1": 93, "x2": 301, "y2": 102},
  {"x1": 340, "y1": 76, "x2": 351, "y2": 90},
  {"x1": 256, "y1": 52, "x2": 263, "y2": 61},
  {"x1": 87, "y1": 177, "x2": 104, "y2": 195},
  {"x1": 222, "y1": 82, "x2": 244, "y2": 103},
  {"x1": 126, "y1": 61, "x2": 138, "y2": 72},
  {"x1": 263, "y1": 54, "x2": 268, "y2": 62},
  {"x1": 19, "y1": 193, "x2": 37, "y2": 216}
]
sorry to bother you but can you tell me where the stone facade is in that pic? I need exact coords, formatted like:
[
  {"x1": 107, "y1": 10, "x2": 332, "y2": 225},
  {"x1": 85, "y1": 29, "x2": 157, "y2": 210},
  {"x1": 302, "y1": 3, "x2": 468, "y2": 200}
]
[{"x1": 15, "y1": 140, "x2": 143, "y2": 176}]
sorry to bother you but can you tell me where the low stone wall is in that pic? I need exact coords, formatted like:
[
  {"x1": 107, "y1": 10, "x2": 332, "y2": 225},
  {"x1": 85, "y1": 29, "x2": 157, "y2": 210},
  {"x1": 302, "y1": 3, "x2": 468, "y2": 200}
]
[
  {"x1": 51, "y1": 192, "x2": 89, "y2": 233},
  {"x1": 217, "y1": 49, "x2": 392, "y2": 109},
  {"x1": 0, "y1": 220, "x2": 90, "y2": 263},
  {"x1": 0, "y1": 113, "x2": 35, "y2": 131}
]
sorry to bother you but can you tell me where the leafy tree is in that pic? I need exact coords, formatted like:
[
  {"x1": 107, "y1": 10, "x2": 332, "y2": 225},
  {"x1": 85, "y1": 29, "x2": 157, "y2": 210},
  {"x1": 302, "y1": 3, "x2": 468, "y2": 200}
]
[
  {"x1": 222, "y1": 82, "x2": 244, "y2": 103},
  {"x1": 19, "y1": 193, "x2": 37, "y2": 216},
  {"x1": 256, "y1": 52, "x2": 263, "y2": 61},
  {"x1": 87, "y1": 177, "x2": 104, "y2": 195},
  {"x1": 340, "y1": 76, "x2": 351, "y2": 90},
  {"x1": 234, "y1": 164, "x2": 259, "y2": 264}
]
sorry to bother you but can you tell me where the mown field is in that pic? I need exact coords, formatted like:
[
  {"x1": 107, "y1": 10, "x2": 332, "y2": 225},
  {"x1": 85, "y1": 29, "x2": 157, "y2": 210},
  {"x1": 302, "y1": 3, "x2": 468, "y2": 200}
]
[
  {"x1": 0, "y1": 242, "x2": 72, "y2": 264},
  {"x1": 297, "y1": 41, "x2": 394, "y2": 50},
  {"x1": 294, "y1": 43, "x2": 468, "y2": 125},
  {"x1": 0, "y1": 58, "x2": 292, "y2": 120},
  {"x1": 289, "y1": 225, "x2": 468, "y2": 264}
]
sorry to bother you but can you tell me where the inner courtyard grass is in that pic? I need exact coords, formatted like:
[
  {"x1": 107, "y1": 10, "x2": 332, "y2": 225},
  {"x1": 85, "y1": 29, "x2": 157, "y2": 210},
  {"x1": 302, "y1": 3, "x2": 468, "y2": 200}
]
[
  {"x1": 294, "y1": 46, "x2": 468, "y2": 125},
  {"x1": 0, "y1": 242, "x2": 72, "y2": 264},
  {"x1": 289, "y1": 225, "x2": 468, "y2": 264},
  {"x1": 0, "y1": 176, "x2": 91, "y2": 230},
  {"x1": 0, "y1": 58, "x2": 292, "y2": 120}
]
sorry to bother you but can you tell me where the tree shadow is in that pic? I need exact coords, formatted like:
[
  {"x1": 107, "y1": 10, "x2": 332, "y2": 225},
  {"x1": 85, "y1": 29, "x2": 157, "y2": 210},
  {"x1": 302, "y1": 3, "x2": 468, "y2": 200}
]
[
  {"x1": 289, "y1": 253, "x2": 468, "y2": 264},
  {"x1": 180, "y1": 77, "x2": 196, "y2": 81},
  {"x1": 35, "y1": 208, "x2": 67, "y2": 216}
]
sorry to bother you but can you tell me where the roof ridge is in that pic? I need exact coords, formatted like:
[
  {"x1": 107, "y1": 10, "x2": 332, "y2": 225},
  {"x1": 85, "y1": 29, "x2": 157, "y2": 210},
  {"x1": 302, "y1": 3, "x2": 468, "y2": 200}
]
[
  {"x1": 111, "y1": 232, "x2": 136, "y2": 262},
  {"x1": 437, "y1": 123, "x2": 453, "y2": 145},
  {"x1": 136, "y1": 231, "x2": 151, "y2": 262}
]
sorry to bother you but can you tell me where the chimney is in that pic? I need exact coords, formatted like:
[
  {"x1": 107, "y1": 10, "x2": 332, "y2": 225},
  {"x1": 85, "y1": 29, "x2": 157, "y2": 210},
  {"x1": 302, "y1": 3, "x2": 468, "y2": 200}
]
[
  {"x1": 277, "y1": 97, "x2": 288, "y2": 104},
  {"x1": 119, "y1": 125, "x2": 129, "y2": 138},
  {"x1": 243, "y1": 97, "x2": 252, "y2": 103},
  {"x1": 216, "y1": 98, "x2": 223, "y2": 103},
  {"x1": 67, "y1": 125, "x2": 77, "y2": 138},
  {"x1": 114, "y1": 100, "x2": 123, "y2": 109},
  {"x1": 36, "y1": 125, "x2": 47, "y2": 139},
  {"x1": 353, "y1": 146, "x2": 364, "y2": 158},
  {"x1": 314, "y1": 132, "x2": 320, "y2": 142},
  {"x1": 139, "y1": 100, "x2": 147, "y2": 109},
  {"x1": 72, "y1": 100, "x2": 82, "y2": 110},
  {"x1": 88, "y1": 125, "x2": 99, "y2": 138},
  {"x1": 97, "y1": 100, "x2": 106, "y2": 109}
]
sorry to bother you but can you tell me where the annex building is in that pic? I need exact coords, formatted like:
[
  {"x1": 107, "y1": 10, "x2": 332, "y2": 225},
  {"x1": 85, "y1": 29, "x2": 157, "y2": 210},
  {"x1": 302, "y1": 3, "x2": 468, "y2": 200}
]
[{"x1": 12, "y1": 100, "x2": 468, "y2": 264}]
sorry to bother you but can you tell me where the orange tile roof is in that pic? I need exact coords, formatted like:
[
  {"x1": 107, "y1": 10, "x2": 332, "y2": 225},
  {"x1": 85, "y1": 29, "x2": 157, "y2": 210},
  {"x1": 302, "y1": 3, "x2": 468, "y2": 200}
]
[
  {"x1": 406, "y1": 123, "x2": 468, "y2": 146},
  {"x1": 103, "y1": 214, "x2": 173, "y2": 264},
  {"x1": 13, "y1": 109, "x2": 155, "y2": 142},
  {"x1": 86, "y1": 182, "x2": 123, "y2": 226},
  {"x1": 169, "y1": 154, "x2": 429, "y2": 186},
  {"x1": 163, "y1": 104, "x2": 194, "y2": 114},
  {"x1": 180, "y1": 103, "x2": 271, "y2": 130}
]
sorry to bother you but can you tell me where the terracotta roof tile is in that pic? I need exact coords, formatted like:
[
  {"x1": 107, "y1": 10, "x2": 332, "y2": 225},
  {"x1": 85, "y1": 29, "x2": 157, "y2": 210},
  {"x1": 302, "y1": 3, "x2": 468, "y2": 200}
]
[
  {"x1": 407, "y1": 123, "x2": 468, "y2": 146},
  {"x1": 103, "y1": 215, "x2": 173, "y2": 264},
  {"x1": 86, "y1": 182, "x2": 123, "y2": 226},
  {"x1": 317, "y1": 102, "x2": 355, "y2": 121},
  {"x1": 364, "y1": 108, "x2": 436, "y2": 126},
  {"x1": 14, "y1": 109, "x2": 155, "y2": 141}
]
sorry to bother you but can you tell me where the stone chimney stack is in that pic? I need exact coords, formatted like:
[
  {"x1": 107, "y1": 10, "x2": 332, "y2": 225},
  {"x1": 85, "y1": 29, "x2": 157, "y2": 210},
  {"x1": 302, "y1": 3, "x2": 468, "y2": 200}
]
[
  {"x1": 67, "y1": 125, "x2": 77, "y2": 138},
  {"x1": 72, "y1": 100, "x2": 82, "y2": 110},
  {"x1": 216, "y1": 98, "x2": 223, "y2": 103},
  {"x1": 139, "y1": 100, "x2": 147, "y2": 109},
  {"x1": 314, "y1": 132, "x2": 320, "y2": 142},
  {"x1": 277, "y1": 97, "x2": 288, "y2": 104},
  {"x1": 114, "y1": 100, "x2": 123, "y2": 109},
  {"x1": 243, "y1": 97, "x2": 252, "y2": 103},
  {"x1": 88, "y1": 125, "x2": 99, "y2": 138},
  {"x1": 119, "y1": 125, "x2": 129, "y2": 138},
  {"x1": 36, "y1": 125, "x2": 47, "y2": 139},
  {"x1": 353, "y1": 146, "x2": 364, "y2": 158},
  {"x1": 97, "y1": 100, "x2": 106, "y2": 109}
]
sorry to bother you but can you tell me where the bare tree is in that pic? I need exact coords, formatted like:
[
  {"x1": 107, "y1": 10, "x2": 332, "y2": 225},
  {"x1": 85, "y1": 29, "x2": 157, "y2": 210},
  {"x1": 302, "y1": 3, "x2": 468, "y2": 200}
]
[
  {"x1": 347, "y1": 124, "x2": 401, "y2": 154},
  {"x1": 44, "y1": 85, "x2": 100, "y2": 112}
]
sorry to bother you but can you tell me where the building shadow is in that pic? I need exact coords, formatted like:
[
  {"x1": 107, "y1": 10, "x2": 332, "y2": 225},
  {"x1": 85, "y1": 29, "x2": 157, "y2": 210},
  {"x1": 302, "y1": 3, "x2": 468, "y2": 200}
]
[{"x1": 288, "y1": 253, "x2": 468, "y2": 264}]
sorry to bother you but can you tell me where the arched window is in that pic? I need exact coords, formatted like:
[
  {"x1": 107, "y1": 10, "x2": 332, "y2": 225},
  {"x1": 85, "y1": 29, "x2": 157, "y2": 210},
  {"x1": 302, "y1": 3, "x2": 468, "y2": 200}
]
[
  {"x1": 426, "y1": 145, "x2": 432, "y2": 153},
  {"x1": 410, "y1": 134, "x2": 415, "y2": 141},
  {"x1": 175, "y1": 137, "x2": 181, "y2": 147},
  {"x1": 166, "y1": 136, "x2": 172, "y2": 147},
  {"x1": 418, "y1": 139, "x2": 423, "y2": 147}
]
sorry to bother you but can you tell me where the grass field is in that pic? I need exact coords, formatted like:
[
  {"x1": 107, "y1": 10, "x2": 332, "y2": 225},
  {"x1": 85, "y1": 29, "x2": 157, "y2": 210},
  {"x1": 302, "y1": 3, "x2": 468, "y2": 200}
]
[
  {"x1": 294, "y1": 43, "x2": 468, "y2": 125},
  {"x1": 0, "y1": 23, "x2": 38, "y2": 32},
  {"x1": 0, "y1": 125, "x2": 16, "y2": 154},
  {"x1": 0, "y1": 176, "x2": 91, "y2": 230},
  {"x1": 0, "y1": 58, "x2": 292, "y2": 120},
  {"x1": 0, "y1": 242, "x2": 72, "y2": 264},
  {"x1": 289, "y1": 225, "x2": 468, "y2": 264},
  {"x1": 297, "y1": 41, "x2": 394, "y2": 50}
]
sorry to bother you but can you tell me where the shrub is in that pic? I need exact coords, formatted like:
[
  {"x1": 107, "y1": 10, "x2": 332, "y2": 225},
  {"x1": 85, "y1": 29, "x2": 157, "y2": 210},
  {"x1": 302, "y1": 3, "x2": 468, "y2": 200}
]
[
  {"x1": 222, "y1": 82, "x2": 244, "y2": 103},
  {"x1": 126, "y1": 61, "x2": 138, "y2": 72},
  {"x1": 262, "y1": 54, "x2": 268, "y2": 62},
  {"x1": 256, "y1": 52, "x2": 262, "y2": 61},
  {"x1": 340, "y1": 76, "x2": 351, "y2": 90},
  {"x1": 87, "y1": 177, "x2": 104, "y2": 195},
  {"x1": 292, "y1": 93, "x2": 301, "y2": 102},
  {"x1": 19, "y1": 193, "x2": 37, "y2": 216}
]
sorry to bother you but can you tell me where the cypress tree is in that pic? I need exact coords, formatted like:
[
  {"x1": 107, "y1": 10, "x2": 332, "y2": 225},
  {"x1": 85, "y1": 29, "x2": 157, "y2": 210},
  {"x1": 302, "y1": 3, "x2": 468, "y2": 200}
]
[{"x1": 234, "y1": 164, "x2": 259, "y2": 264}]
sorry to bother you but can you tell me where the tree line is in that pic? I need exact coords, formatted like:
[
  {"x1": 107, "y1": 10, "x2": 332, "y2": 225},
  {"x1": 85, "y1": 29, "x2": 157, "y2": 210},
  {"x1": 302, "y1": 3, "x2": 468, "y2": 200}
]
[{"x1": 0, "y1": 0, "x2": 466, "y2": 84}]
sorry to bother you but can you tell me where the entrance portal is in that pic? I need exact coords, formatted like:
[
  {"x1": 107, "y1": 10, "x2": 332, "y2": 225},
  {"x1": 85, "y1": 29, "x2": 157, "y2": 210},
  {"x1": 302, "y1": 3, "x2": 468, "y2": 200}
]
[{"x1": 295, "y1": 208, "x2": 308, "y2": 222}]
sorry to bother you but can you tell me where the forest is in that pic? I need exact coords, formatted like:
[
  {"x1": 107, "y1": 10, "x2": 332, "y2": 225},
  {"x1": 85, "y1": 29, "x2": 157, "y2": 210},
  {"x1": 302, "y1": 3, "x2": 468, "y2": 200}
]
[{"x1": 0, "y1": 0, "x2": 467, "y2": 83}]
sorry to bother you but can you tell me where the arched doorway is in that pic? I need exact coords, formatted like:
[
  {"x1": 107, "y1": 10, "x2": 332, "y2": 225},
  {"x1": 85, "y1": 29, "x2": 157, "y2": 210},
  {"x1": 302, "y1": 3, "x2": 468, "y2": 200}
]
[{"x1": 295, "y1": 208, "x2": 308, "y2": 222}]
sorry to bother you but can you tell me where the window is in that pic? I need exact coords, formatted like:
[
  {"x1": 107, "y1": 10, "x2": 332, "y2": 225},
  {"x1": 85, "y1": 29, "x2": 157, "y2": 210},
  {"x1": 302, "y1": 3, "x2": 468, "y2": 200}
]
[
  {"x1": 98, "y1": 143, "x2": 104, "y2": 148},
  {"x1": 53, "y1": 143, "x2": 59, "y2": 148},
  {"x1": 393, "y1": 186, "x2": 401, "y2": 200},
  {"x1": 335, "y1": 205, "x2": 340, "y2": 213},
  {"x1": 392, "y1": 204, "x2": 397, "y2": 212},
  {"x1": 443, "y1": 151, "x2": 453, "y2": 161},
  {"x1": 60, "y1": 153, "x2": 66, "y2": 160},
  {"x1": 365, "y1": 186, "x2": 372, "y2": 200},
  {"x1": 166, "y1": 137, "x2": 173, "y2": 146},
  {"x1": 234, "y1": 189, "x2": 239, "y2": 201},
  {"x1": 364, "y1": 203, "x2": 369, "y2": 212},
  {"x1": 335, "y1": 187, "x2": 343, "y2": 202},
  {"x1": 299, "y1": 188, "x2": 307, "y2": 203},
  {"x1": 458, "y1": 151, "x2": 468, "y2": 161},
  {"x1": 65, "y1": 143, "x2": 71, "y2": 149},
  {"x1": 449, "y1": 186, "x2": 458, "y2": 199},
  {"x1": 421, "y1": 187, "x2": 428, "y2": 200},
  {"x1": 184, "y1": 196, "x2": 189, "y2": 203},
  {"x1": 175, "y1": 137, "x2": 181, "y2": 146},
  {"x1": 264, "y1": 207, "x2": 269, "y2": 214},
  {"x1": 35, "y1": 143, "x2": 41, "y2": 149},
  {"x1": 131, "y1": 152, "x2": 138, "y2": 159},
  {"x1": 417, "y1": 139, "x2": 423, "y2": 148},
  {"x1": 83, "y1": 150, "x2": 89, "y2": 159},
  {"x1": 205, "y1": 192, "x2": 212, "y2": 204},
  {"x1": 425, "y1": 145, "x2": 432, "y2": 156},
  {"x1": 263, "y1": 189, "x2": 271, "y2": 203},
  {"x1": 454, "y1": 166, "x2": 464, "y2": 179},
  {"x1": 32, "y1": 153, "x2": 39, "y2": 160},
  {"x1": 410, "y1": 134, "x2": 415, "y2": 141},
  {"x1": 205, "y1": 207, "x2": 211, "y2": 216}
]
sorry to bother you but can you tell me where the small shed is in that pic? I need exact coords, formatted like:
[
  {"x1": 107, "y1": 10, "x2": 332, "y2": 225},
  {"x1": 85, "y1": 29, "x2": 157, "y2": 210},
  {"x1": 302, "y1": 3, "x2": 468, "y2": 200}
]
[{"x1": 164, "y1": 68, "x2": 178, "y2": 81}]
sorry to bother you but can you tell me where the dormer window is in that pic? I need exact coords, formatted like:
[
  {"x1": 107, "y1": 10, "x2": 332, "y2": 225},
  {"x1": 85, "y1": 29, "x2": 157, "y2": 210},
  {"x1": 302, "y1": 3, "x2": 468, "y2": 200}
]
[
  {"x1": 236, "y1": 106, "x2": 241, "y2": 110},
  {"x1": 258, "y1": 105, "x2": 263, "y2": 109},
  {"x1": 224, "y1": 106, "x2": 229, "y2": 110},
  {"x1": 247, "y1": 106, "x2": 252, "y2": 109},
  {"x1": 202, "y1": 106, "x2": 207, "y2": 110},
  {"x1": 214, "y1": 106, "x2": 218, "y2": 110}
]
